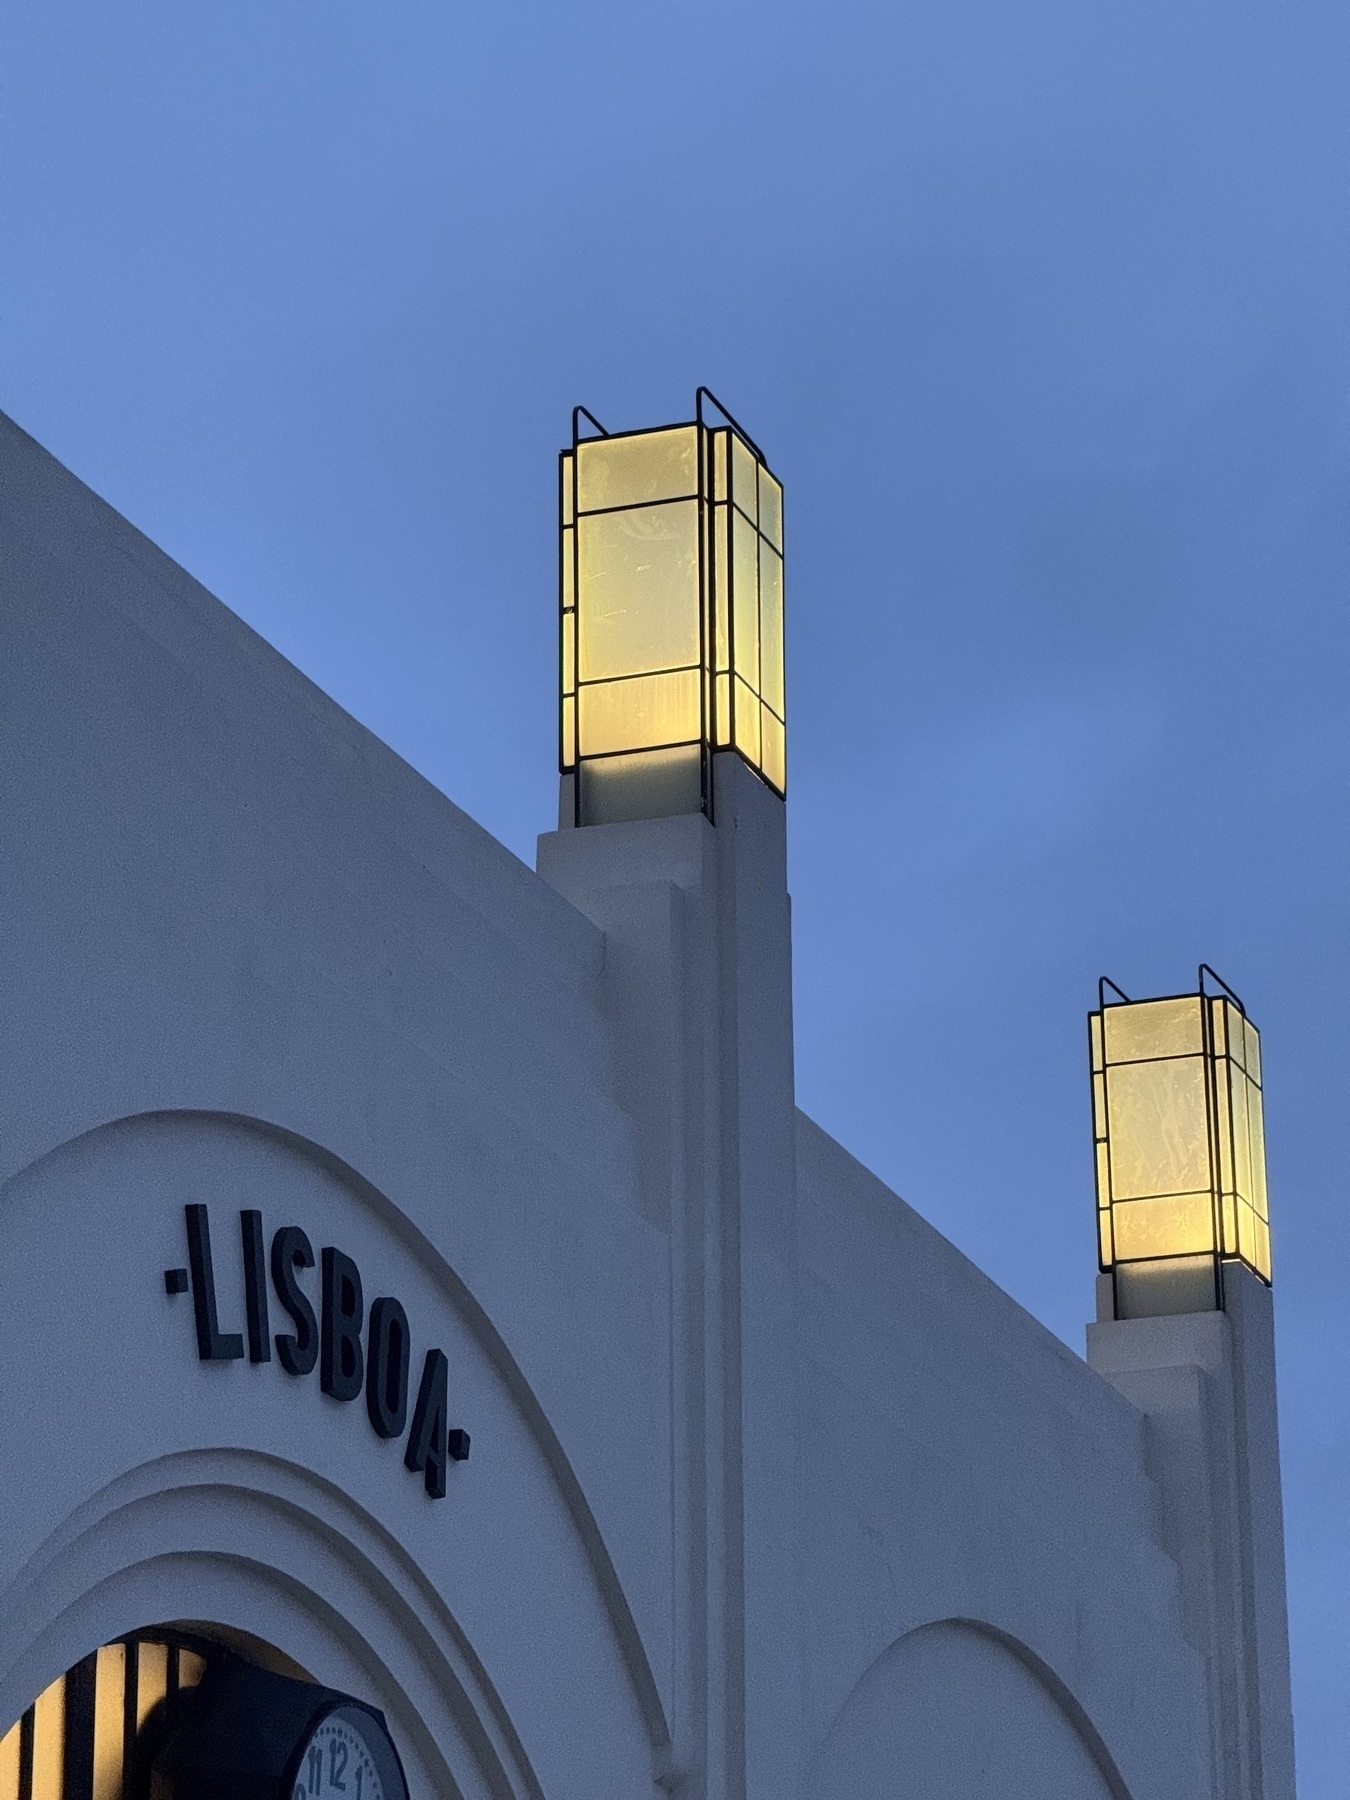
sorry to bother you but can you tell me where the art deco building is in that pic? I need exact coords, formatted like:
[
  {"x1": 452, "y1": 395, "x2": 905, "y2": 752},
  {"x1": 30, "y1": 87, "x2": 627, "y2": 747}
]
[{"x1": 0, "y1": 398, "x2": 1295, "y2": 1800}]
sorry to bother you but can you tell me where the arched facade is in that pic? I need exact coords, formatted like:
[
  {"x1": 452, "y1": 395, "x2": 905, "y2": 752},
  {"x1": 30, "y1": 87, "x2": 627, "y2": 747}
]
[
  {"x1": 0, "y1": 1114, "x2": 662, "y2": 1799},
  {"x1": 807, "y1": 1620, "x2": 1130, "y2": 1800}
]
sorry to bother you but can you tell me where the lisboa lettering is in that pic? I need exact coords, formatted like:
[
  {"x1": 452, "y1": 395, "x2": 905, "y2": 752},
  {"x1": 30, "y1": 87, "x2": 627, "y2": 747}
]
[{"x1": 164, "y1": 1205, "x2": 469, "y2": 1498}]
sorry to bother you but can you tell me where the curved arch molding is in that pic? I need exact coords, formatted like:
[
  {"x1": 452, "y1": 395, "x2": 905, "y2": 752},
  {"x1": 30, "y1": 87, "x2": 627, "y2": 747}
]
[
  {"x1": 0, "y1": 1111, "x2": 664, "y2": 1800},
  {"x1": 805, "y1": 1617, "x2": 1134, "y2": 1800}
]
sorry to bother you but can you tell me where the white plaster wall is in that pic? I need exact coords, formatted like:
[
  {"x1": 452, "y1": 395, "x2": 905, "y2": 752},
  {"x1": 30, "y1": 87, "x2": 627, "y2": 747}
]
[
  {"x1": 0, "y1": 412, "x2": 673, "y2": 1792},
  {"x1": 796, "y1": 1115, "x2": 1212, "y2": 1800},
  {"x1": 805, "y1": 1621, "x2": 1123, "y2": 1800}
]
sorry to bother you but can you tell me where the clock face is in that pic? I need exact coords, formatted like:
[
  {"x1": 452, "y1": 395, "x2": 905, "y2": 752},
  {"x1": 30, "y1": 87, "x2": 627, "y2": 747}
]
[{"x1": 290, "y1": 1705, "x2": 405, "y2": 1800}]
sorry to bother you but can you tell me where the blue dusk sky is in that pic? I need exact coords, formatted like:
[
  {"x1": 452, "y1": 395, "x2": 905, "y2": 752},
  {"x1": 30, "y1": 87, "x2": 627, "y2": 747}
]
[{"x1": 3, "y1": 1, "x2": 1347, "y2": 1786}]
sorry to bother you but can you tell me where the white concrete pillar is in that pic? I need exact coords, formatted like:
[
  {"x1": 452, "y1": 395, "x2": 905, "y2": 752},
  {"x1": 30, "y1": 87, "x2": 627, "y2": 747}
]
[
  {"x1": 537, "y1": 752, "x2": 802, "y2": 1800},
  {"x1": 1087, "y1": 1267, "x2": 1296, "y2": 1800}
]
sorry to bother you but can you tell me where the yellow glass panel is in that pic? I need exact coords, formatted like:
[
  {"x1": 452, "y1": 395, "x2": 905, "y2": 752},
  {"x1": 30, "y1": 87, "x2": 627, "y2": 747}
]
[
  {"x1": 734, "y1": 676, "x2": 761, "y2": 764},
  {"x1": 577, "y1": 501, "x2": 700, "y2": 682},
  {"x1": 137, "y1": 1641, "x2": 168, "y2": 1729},
  {"x1": 1097, "y1": 1206, "x2": 1113, "y2": 1267},
  {"x1": 1228, "y1": 1010, "x2": 1248, "y2": 1072},
  {"x1": 1255, "y1": 1215, "x2": 1272, "y2": 1280},
  {"x1": 1247, "y1": 1077, "x2": 1268, "y2": 1217},
  {"x1": 759, "y1": 544, "x2": 784, "y2": 718},
  {"x1": 1089, "y1": 1012, "x2": 1103, "y2": 1073},
  {"x1": 713, "y1": 507, "x2": 730, "y2": 670},
  {"x1": 1111, "y1": 1191, "x2": 1215, "y2": 1260},
  {"x1": 0, "y1": 1718, "x2": 20, "y2": 1800},
  {"x1": 732, "y1": 510, "x2": 759, "y2": 691},
  {"x1": 1221, "y1": 1191, "x2": 1238, "y2": 1254},
  {"x1": 1209, "y1": 996, "x2": 1228, "y2": 1055},
  {"x1": 562, "y1": 695, "x2": 576, "y2": 767},
  {"x1": 758, "y1": 468, "x2": 783, "y2": 550},
  {"x1": 31, "y1": 1676, "x2": 64, "y2": 1800},
  {"x1": 177, "y1": 1651, "x2": 206, "y2": 1691},
  {"x1": 560, "y1": 453, "x2": 574, "y2": 527},
  {"x1": 1213, "y1": 1065, "x2": 1234, "y2": 1198},
  {"x1": 93, "y1": 1644, "x2": 126, "y2": 1800},
  {"x1": 715, "y1": 672, "x2": 731, "y2": 746},
  {"x1": 1230, "y1": 1072, "x2": 1253, "y2": 1204},
  {"x1": 1244, "y1": 1020, "x2": 1262, "y2": 1085},
  {"x1": 761, "y1": 707, "x2": 786, "y2": 794},
  {"x1": 1102, "y1": 996, "x2": 1202, "y2": 1063},
  {"x1": 576, "y1": 427, "x2": 698, "y2": 513},
  {"x1": 1105, "y1": 1057, "x2": 1210, "y2": 1200},
  {"x1": 713, "y1": 430, "x2": 728, "y2": 502},
  {"x1": 1094, "y1": 1141, "x2": 1110, "y2": 1207},
  {"x1": 1092, "y1": 1072, "x2": 1106, "y2": 1139},
  {"x1": 561, "y1": 526, "x2": 575, "y2": 612},
  {"x1": 731, "y1": 434, "x2": 758, "y2": 523},
  {"x1": 1237, "y1": 1200, "x2": 1263, "y2": 1271},
  {"x1": 578, "y1": 669, "x2": 700, "y2": 757},
  {"x1": 562, "y1": 618, "x2": 575, "y2": 695}
]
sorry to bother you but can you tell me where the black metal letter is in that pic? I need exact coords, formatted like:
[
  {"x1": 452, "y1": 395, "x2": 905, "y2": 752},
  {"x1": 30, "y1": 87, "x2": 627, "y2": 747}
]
[
  {"x1": 321, "y1": 1247, "x2": 364, "y2": 1402},
  {"x1": 365, "y1": 1296, "x2": 410, "y2": 1439},
  {"x1": 184, "y1": 1204, "x2": 244, "y2": 1362},
  {"x1": 240, "y1": 1210, "x2": 271, "y2": 1364},
  {"x1": 404, "y1": 1348, "x2": 449, "y2": 1498},
  {"x1": 271, "y1": 1225, "x2": 318, "y2": 1377}
]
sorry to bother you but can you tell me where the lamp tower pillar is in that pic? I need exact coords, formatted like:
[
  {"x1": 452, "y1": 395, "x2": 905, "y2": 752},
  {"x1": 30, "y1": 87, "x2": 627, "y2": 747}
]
[
  {"x1": 1085, "y1": 972, "x2": 1296, "y2": 1800},
  {"x1": 538, "y1": 394, "x2": 801, "y2": 1800}
]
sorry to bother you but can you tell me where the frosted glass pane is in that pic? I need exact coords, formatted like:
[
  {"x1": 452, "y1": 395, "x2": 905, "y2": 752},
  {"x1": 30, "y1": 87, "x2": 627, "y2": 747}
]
[
  {"x1": 1103, "y1": 996, "x2": 1202, "y2": 1063},
  {"x1": 1230, "y1": 1073, "x2": 1253, "y2": 1203},
  {"x1": 1106, "y1": 1057, "x2": 1210, "y2": 1199},
  {"x1": 734, "y1": 676, "x2": 760, "y2": 763},
  {"x1": 714, "y1": 507, "x2": 730, "y2": 669},
  {"x1": 1112, "y1": 1192, "x2": 1215, "y2": 1260},
  {"x1": 93, "y1": 1644, "x2": 126, "y2": 1800},
  {"x1": 1213, "y1": 1072, "x2": 1233, "y2": 1197},
  {"x1": 0, "y1": 1719, "x2": 20, "y2": 1800},
  {"x1": 715, "y1": 672, "x2": 732, "y2": 746},
  {"x1": 1237, "y1": 1201, "x2": 1262, "y2": 1271},
  {"x1": 1089, "y1": 1012, "x2": 1103, "y2": 1073},
  {"x1": 561, "y1": 526, "x2": 574, "y2": 611},
  {"x1": 713, "y1": 430, "x2": 728, "y2": 502},
  {"x1": 1209, "y1": 997, "x2": 1227, "y2": 1054},
  {"x1": 731, "y1": 434, "x2": 758, "y2": 522},
  {"x1": 1244, "y1": 1021, "x2": 1262, "y2": 1084},
  {"x1": 578, "y1": 502, "x2": 700, "y2": 681},
  {"x1": 562, "y1": 695, "x2": 576, "y2": 767},
  {"x1": 732, "y1": 510, "x2": 760, "y2": 690},
  {"x1": 1097, "y1": 1207, "x2": 1113, "y2": 1267},
  {"x1": 576, "y1": 427, "x2": 698, "y2": 511},
  {"x1": 579, "y1": 669, "x2": 700, "y2": 756},
  {"x1": 1095, "y1": 1141, "x2": 1110, "y2": 1207},
  {"x1": 1247, "y1": 1078, "x2": 1268, "y2": 1217},
  {"x1": 562, "y1": 616, "x2": 575, "y2": 694},
  {"x1": 31, "y1": 1678, "x2": 64, "y2": 1800},
  {"x1": 1227, "y1": 1011, "x2": 1247, "y2": 1072},
  {"x1": 758, "y1": 467, "x2": 783, "y2": 548},
  {"x1": 759, "y1": 544, "x2": 784, "y2": 717},
  {"x1": 1222, "y1": 1192, "x2": 1238, "y2": 1256},
  {"x1": 761, "y1": 707, "x2": 786, "y2": 793},
  {"x1": 1092, "y1": 1072, "x2": 1106, "y2": 1138},
  {"x1": 560, "y1": 453, "x2": 574, "y2": 526},
  {"x1": 1255, "y1": 1215, "x2": 1272, "y2": 1280},
  {"x1": 137, "y1": 1642, "x2": 168, "y2": 1728}
]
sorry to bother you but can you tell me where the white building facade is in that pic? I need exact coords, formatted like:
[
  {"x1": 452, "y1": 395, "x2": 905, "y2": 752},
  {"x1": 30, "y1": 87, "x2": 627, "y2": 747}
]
[{"x1": 0, "y1": 405, "x2": 1296, "y2": 1799}]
